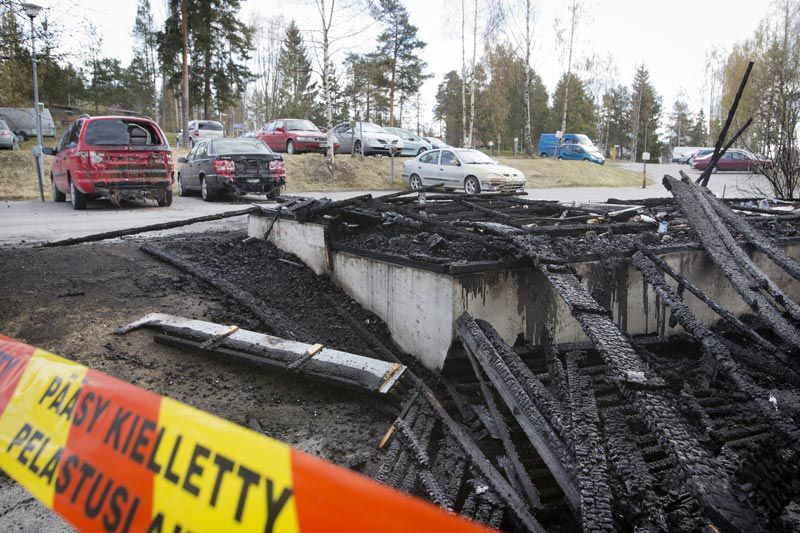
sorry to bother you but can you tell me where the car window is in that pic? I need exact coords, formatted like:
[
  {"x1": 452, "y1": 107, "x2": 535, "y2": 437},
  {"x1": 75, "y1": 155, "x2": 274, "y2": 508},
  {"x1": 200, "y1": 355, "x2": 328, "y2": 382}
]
[
  {"x1": 420, "y1": 151, "x2": 439, "y2": 164},
  {"x1": 56, "y1": 128, "x2": 70, "y2": 152},
  {"x1": 186, "y1": 144, "x2": 199, "y2": 160},
  {"x1": 67, "y1": 122, "x2": 81, "y2": 146},
  {"x1": 441, "y1": 151, "x2": 458, "y2": 166},
  {"x1": 199, "y1": 121, "x2": 224, "y2": 131},
  {"x1": 265, "y1": 122, "x2": 275, "y2": 132},
  {"x1": 0, "y1": 120, "x2": 7, "y2": 130},
  {"x1": 213, "y1": 139, "x2": 272, "y2": 154},
  {"x1": 84, "y1": 119, "x2": 163, "y2": 146},
  {"x1": 195, "y1": 144, "x2": 208, "y2": 159},
  {"x1": 285, "y1": 119, "x2": 318, "y2": 132},
  {"x1": 275, "y1": 120, "x2": 284, "y2": 131}
]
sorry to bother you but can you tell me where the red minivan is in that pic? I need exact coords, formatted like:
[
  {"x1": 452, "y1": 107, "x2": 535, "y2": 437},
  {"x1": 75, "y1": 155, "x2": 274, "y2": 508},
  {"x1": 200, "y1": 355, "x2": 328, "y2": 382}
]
[
  {"x1": 45, "y1": 116, "x2": 174, "y2": 210},
  {"x1": 256, "y1": 118, "x2": 339, "y2": 154}
]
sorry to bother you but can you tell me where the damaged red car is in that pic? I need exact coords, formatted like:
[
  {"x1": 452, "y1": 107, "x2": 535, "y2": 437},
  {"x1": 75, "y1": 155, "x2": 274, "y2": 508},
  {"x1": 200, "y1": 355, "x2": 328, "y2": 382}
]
[{"x1": 45, "y1": 116, "x2": 174, "y2": 210}]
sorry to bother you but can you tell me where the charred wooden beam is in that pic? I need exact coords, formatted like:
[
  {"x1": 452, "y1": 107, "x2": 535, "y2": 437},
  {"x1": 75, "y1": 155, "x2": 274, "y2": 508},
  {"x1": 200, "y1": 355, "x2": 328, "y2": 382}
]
[
  {"x1": 457, "y1": 313, "x2": 581, "y2": 516},
  {"x1": 43, "y1": 207, "x2": 260, "y2": 247}
]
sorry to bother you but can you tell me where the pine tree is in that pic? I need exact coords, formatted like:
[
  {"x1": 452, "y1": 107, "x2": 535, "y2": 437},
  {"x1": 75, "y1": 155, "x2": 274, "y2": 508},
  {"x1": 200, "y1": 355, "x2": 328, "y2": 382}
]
[
  {"x1": 370, "y1": 0, "x2": 427, "y2": 126},
  {"x1": 133, "y1": 0, "x2": 159, "y2": 117},
  {"x1": 668, "y1": 97, "x2": 692, "y2": 147},
  {"x1": 550, "y1": 73, "x2": 596, "y2": 137},
  {"x1": 434, "y1": 71, "x2": 463, "y2": 146},
  {"x1": 276, "y1": 20, "x2": 315, "y2": 118},
  {"x1": 629, "y1": 65, "x2": 662, "y2": 161},
  {"x1": 689, "y1": 108, "x2": 708, "y2": 146}
]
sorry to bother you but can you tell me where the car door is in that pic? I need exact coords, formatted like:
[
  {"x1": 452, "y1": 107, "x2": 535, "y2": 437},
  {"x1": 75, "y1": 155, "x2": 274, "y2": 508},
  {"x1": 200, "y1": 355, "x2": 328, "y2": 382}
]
[
  {"x1": 183, "y1": 143, "x2": 199, "y2": 188},
  {"x1": 335, "y1": 125, "x2": 354, "y2": 153},
  {"x1": 271, "y1": 120, "x2": 287, "y2": 151},
  {"x1": 717, "y1": 152, "x2": 733, "y2": 171},
  {"x1": 260, "y1": 121, "x2": 276, "y2": 150},
  {"x1": 51, "y1": 128, "x2": 70, "y2": 191},
  {"x1": 411, "y1": 150, "x2": 439, "y2": 184},
  {"x1": 439, "y1": 150, "x2": 462, "y2": 186},
  {"x1": 193, "y1": 142, "x2": 210, "y2": 186},
  {"x1": 61, "y1": 121, "x2": 83, "y2": 188}
]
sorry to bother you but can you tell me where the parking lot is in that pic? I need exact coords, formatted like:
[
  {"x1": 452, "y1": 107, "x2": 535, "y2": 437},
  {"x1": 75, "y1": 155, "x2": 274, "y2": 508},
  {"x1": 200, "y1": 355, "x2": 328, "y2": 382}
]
[{"x1": 0, "y1": 163, "x2": 774, "y2": 246}]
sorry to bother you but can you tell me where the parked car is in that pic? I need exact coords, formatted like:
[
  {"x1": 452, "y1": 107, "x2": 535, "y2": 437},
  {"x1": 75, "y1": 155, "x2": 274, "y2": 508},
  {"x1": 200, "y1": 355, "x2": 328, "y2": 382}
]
[
  {"x1": 556, "y1": 143, "x2": 605, "y2": 165},
  {"x1": 671, "y1": 146, "x2": 704, "y2": 163},
  {"x1": 238, "y1": 131, "x2": 258, "y2": 139},
  {"x1": 187, "y1": 120, "x2": 225, "y2": 147},
  {"x1": 686, "y1": 148, "x2": 714, "y2": 166},
  {"x1": 257, "y1": 118, "x2": 338, "y2": 154},
  {"x1": 423, "y1": 137, "x2": 449, "y2": 149},
  {"x1": 382, "y1": 127, "x2": 432, "y2": 156},
  {"x1": 176, "y1": 138, "x2": 285, "y2": 201},
  {"x1": 538, "y1": 133, "x2": 595, "y2": 157},
  {"x1": 692, "y1": 149, "x2": 771, "y2": 173},
  {"x1": 0, "y1": 120, "x2": 19, "y2": 150},
  {"x1": 43, "y1": 116, "x2": 173, "y2": 210},
  {"x1": 403, "y1": 148, "x2": 525, "y2": 194},
  {"x1": 332, "y1": 122, "x2": 404, "y2": 155},
  {"x1": 0, "y1": 107, "x2": 56, "y2": 140}
]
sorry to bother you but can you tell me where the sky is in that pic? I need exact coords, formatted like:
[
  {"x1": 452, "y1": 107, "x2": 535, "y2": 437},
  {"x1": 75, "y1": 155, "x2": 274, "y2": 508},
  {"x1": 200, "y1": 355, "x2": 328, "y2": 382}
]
[{"x1": 30, "y1": 0, "x2": 772, "y2": 133}]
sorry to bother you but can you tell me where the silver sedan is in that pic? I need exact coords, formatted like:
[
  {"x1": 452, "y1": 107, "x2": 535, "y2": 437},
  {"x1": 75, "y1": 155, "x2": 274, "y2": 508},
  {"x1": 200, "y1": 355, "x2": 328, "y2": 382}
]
[
  {"x1": 0, "y1": 120, "x2": 18, "y2": 150},
  {"x1": 402, "y1": 148, "x2": 525, "y2": 193}
]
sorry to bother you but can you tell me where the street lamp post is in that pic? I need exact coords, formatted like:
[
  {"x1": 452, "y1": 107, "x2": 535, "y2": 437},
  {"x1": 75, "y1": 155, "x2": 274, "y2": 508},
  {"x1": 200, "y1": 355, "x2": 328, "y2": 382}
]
[{"x1": 23, "y1": 3, "x2": 44, "y2": 202}]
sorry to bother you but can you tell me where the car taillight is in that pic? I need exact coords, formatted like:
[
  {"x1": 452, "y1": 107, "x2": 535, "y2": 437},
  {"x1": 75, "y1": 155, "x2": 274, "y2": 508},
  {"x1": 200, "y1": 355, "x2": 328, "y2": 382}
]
[
  {"x1": 193, "y1": 130, "x2": 199, "y2": 136},
  {"x1": 214, "y1": 159, "x2": 235, "y2": 177},
  {"x1": 269, "y1": 160, "x2": 285, "y2": 174},
  {"x1": 88, "y1": 151, "x2": 104, "y2": 165}
]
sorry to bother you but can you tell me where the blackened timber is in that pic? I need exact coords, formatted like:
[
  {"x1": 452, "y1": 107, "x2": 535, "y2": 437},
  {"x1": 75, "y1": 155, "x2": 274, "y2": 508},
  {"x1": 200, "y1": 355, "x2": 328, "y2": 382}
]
[
  {"x1": 457, "y1": 313, "x2": 581, "y2": 516},
  {"x1": 420, "y1": 386, "x2": 547, "y2": 533},
  {"x1": 665, "y1": 175, "x2": 800, "y2": 350},
  {"x1": 565, "y1": 353, "x2": 614, "y2": 532},
  {"x1": 43, "y1": 207, "x2": 260, "y2": 247},
  {"x1": 632, "y1": 251, "x2": 800, "y2": 447},
  {"x1": 634, "y1": 242, "x2": 783, "y2": 356},
  {"x1": 464, "y1": 345, "x2": 543, "y2": 510},
  {"x1": 141, "y1": 245, "x2": 306, "y2": 340},
  {"x1": 699, "y1": 186, "x2": 800, "y2": 282}
]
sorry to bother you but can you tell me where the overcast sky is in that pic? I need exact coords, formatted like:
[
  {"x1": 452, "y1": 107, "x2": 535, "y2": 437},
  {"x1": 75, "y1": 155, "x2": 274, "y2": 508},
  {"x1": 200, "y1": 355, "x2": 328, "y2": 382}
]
[{"x1": 33, "y1": 0, "x2": 771, "y2": 132}]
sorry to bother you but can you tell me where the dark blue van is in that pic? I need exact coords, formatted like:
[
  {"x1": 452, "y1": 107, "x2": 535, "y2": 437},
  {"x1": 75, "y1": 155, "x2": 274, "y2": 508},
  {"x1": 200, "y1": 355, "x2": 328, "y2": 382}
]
[{"x1": 538, "y1": 133, "x2": 594, "y2": 157}]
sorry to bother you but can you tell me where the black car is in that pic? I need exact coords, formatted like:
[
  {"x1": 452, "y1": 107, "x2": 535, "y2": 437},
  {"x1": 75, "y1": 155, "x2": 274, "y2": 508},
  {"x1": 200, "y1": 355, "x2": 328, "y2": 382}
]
[{"x1": 176, "y1": 139, "x2": 286, "y2": 201}]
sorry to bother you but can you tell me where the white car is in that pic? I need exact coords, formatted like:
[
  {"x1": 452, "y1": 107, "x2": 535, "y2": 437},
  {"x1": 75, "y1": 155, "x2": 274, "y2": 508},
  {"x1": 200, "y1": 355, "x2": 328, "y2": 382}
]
[
  {"x1": 332, "y1": 122, "x2": 404, "y2": 156},
  {"x1": 186, "y1": 120, "x2": 225, "y2": 147},
  {"x1": 403, "y1": 148, "x2": 526, "y2": 194}
]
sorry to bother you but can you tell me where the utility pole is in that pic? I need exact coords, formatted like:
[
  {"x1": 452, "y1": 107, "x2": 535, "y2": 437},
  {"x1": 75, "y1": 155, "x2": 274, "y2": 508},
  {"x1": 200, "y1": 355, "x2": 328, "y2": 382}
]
[{"x1": 23, "y1": 3, "x2": 44, "y2": 202}]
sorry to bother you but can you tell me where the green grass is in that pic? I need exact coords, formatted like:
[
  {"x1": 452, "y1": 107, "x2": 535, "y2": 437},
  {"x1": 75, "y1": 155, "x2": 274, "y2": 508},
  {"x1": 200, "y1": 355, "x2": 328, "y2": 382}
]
[{"x1": 0, "y1": 142, "x2": 648, "y2": 201}]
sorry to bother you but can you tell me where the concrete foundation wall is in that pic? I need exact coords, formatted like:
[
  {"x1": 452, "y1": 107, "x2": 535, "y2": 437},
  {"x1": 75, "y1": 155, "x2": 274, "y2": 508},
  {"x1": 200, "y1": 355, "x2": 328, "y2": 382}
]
[{"x1": 249, "y1": 214, "x2": 800, "y2": 371}]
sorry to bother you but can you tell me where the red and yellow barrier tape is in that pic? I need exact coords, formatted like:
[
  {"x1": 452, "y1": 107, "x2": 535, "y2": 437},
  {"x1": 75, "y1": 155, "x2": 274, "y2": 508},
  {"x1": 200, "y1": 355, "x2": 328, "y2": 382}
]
[{"x1": 0, "y1": 335, "x2": 489, "y2": 533}]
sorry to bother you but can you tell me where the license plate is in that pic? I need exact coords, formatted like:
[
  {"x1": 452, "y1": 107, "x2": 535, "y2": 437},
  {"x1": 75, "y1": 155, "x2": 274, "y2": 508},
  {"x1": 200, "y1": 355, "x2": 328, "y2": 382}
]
[{"x1": 247, "y1": 179, "x2": 260, "y2": 184}]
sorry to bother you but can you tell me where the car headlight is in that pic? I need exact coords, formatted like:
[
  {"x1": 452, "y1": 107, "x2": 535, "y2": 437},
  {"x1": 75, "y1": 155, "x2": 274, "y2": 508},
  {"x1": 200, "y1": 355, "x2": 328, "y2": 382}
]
[{"x1": 485, "y1": 173, "x2": 506, "y2": 183}]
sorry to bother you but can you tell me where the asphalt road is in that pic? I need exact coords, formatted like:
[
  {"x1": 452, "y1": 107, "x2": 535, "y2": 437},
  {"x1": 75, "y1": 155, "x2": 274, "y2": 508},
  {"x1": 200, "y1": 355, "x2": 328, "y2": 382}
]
[{"x1": 0, "y1": 163, "x2": 773, "y2": 245}]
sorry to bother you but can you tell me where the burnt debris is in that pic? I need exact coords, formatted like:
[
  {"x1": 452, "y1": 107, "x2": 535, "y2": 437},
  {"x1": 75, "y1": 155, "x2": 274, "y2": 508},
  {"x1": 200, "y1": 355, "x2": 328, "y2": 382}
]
[{"x1": 253, "y1": 184, "x2": 800, "y2": 532}]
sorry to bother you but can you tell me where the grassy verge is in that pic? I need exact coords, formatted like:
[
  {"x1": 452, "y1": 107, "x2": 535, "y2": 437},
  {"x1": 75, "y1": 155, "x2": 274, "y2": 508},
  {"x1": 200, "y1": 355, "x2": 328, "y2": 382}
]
[{"x1": 0, "y1": 141, "x2": 647, "y2": 201}]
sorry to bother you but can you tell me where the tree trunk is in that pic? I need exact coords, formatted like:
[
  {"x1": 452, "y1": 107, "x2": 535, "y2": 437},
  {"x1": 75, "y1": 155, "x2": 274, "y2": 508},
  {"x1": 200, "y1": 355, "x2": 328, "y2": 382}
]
[
  {"x1": 180, "y1": 0, "x2": 190, "y2": 147},
  {"x1": 523, "y1": 0, "x2": 533, "y2": 156},
  {"x1": 322, "y1": 0, "x2": 335, "y2": 175},
  {"x1": 461, "y1": 0, "x2": 467, "y2": 148},
  {"x1": 203, "y1": 47, "x2": 212, "y2": 119},
  {"x1": 468, "y1": 0, "x2": 478, "y2": 149},
  {"x1": 560, "y1": 1, "x2": 577, "y2": 133}
]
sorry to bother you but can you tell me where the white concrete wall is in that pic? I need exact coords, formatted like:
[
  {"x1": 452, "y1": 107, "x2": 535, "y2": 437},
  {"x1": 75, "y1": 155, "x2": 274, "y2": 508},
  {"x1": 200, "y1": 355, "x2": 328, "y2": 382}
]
[
  {"x1": 249, "y1": 214, "x2": 800, "y2": 371},
  {"x1": 248, "y1": 215, "x2": 329, "y2": 275}
]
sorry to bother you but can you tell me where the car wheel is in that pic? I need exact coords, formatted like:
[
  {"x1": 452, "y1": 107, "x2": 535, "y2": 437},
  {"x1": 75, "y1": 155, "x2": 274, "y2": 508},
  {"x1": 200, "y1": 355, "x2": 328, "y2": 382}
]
[
  {"x1": 464, "y1": 176, "x2": 481, "y2": 195},
  {"x1": 286, "y1": 140, "x2": 296, "y2": 155},
  {"x1": 417, "y1": 147, "x2": 427, "y2": 156},
  {"x1": 177, "y1": 172, "x2": 193, "y2": 197},
  {"x1": 52, "y1": 175, "x2": 66, "y2": 202},
  {"x1": 267, "y1": 184, "x2": 285, "y2": 201},
  {"x1": 354, "y1": 140, "x2": 362, "y2": 155},
  {"x1": 158, "y1": 189, "x2": 173, "y2": 207},
  {"x1": 12, "y1": 138, "x2": 19, "y2": 150},
  {"x1": 17, "y1": 132, "x2": 28, "y2": 142},
  {"x1": 410, "y1": 174, "x2": 423, "y2": 189},
  {"x1": 70, "y1": 180, "x2": 87, "y2": 210},
  {"x1": 540, "y1": 152, "x2": 548, "y2": 158},
  {"x1": 712, "y1": 166, "x2": 719, "y2": 174},
  {"x1": 557, "y1": 156, "x2": 564, "y2": 160},
  {"x1": 201, "y1": 176, "x2": 215, "y2": 202}
]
